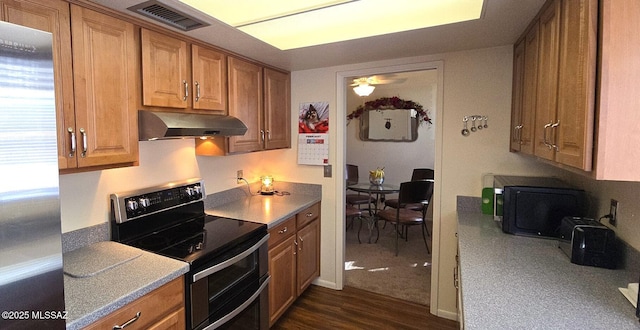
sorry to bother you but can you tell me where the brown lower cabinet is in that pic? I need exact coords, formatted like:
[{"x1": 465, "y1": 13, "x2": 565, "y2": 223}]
[
  {"x1": 268, "y1": 202, "x2": 321, "y2": 326},
  {"x1": 84, "y1": 277, "x2": 185, "y2": 330}
]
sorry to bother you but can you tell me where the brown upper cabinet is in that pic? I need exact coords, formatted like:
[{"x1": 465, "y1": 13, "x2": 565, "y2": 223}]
[
  {"x1": 69, "y1": 5, "x2": 139, "y2": 169},
  {"x1": 2, "y1": 0, "x2": 139, "y2": 171},
  {"x1": 191, "y1": 44, "x2": 227, "y2": 111},
  {"x1": 196, "y1": 57, "x2": 291, "y2": 155},
  {"x1": 511, "y1": 0, "x2": 600, "y2": 173},
  {"x1": 264, "y1": 68, "x2": 292, "y2": 150},
  {"x1": 510, "y1": 22, "x2": 538, "y2": 155},
  {"x1": 226, "y1": 56, "x2": 264, "y2": 153},
  {"x1": 535, "y1": 0, "x2": 596, "y2": 171},
  {"x1": 512, "y1": 0, "x2": 640, "y2": 181},
  {"x1": 141, "y1": 28, "x2": 227, "y2": 112},
  {"x1": 5, "y1": 0, "x2": 293, "y2": 164}
]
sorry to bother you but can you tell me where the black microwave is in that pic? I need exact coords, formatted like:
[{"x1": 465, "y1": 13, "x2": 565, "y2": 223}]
[{"x1": 493, "y1": 176, "x2": 587, "y2": 238}]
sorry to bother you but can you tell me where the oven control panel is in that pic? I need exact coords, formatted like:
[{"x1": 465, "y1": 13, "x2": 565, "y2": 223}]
[{"x1": 111, "y1": 179, "x2": 205, "y2": 223}]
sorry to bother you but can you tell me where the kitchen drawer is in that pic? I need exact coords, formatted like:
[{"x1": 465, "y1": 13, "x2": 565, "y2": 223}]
[
  {"x1": 296, "y1": 203, "x2": 320, "y2": 228},
  {"x1": 84, "y1": 277, "x2": 184, "y2": 330},
  {"x1": 268, "y1": 216, "x2": 296, "y2": 248}
]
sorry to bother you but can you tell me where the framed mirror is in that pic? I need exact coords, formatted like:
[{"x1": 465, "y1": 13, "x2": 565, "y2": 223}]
[{"x1": 359, "y1": 109, "x2": 419, "y2": 142}]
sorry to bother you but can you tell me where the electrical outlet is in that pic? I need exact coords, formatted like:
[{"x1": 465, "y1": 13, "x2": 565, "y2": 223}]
[
  {"x1": 237, "y1": 170, "x2": 243, "y2": 184},
  {"x1": 609, "y1": 199, "x2": 618, "y2": 226}
]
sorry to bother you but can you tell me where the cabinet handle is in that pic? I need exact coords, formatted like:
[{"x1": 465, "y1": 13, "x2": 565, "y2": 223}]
[
  {"x1": 278, "y1": 227, "x2": 288, "y2": 234},
  {"x1": 550, "y1": 120, "x2": 560, "y2": 151},
  {"x1": 266, "y1": 129, "x2": 271, "y2": 141},
  {"x1": 514, "y1": 125, "x2": 523, "y2": 145},
  {"x1": 299, "y1": 236, "x2": 304, "y2": 251},
  {"x1": 306, "y1": 212, "x2": 314, "y2": 218},
  {"x1": 453, "y1": 267, "x2": 459, "y2": 289},
  {"x1": 543, "y1": 123, "x2": 552, "y2": 149},
  {"x1": 183, "y1": 80, "x2": 189, "y2": 101},
  {"x1": 67, "y1": 127, "x2": 76, "y2": 157},
  {"x1": 80, "y1": 128, "x2": 87, "y2": 158},
  {"x1": 293, "y1": 240, "x2": 298, "y2": 255},
  {"x1": 517, "y1": 125, "x2": 523, "y2": 145},
  {"x1": 260, "y1": 130, "x2": 265, "y2": 142},
  {"x1": 113, "y1": 311, "x2": 141, "y2": 330},
  {"x1": 195, "y1": 81, "x2": 200, "y2": 102}
]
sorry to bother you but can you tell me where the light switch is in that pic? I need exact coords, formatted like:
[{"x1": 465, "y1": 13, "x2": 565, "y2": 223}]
[{"x1": 323, "y1": 165, "x2": 332, "y2": 177}]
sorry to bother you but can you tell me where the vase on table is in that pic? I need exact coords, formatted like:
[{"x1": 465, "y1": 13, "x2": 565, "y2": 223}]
[{"x1": 369, "y1": 168, "x2": 385, "y2": 185}]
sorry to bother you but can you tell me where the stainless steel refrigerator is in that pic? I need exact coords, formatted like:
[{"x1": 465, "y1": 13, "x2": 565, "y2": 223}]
[{"x1": 0, "y1": 21, "x2": 65, "y2": 329}]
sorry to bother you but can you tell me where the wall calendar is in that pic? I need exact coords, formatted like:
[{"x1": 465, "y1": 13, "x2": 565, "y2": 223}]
[{"x1": 297, "y1": 102, "x2": 329, "y2": 165}]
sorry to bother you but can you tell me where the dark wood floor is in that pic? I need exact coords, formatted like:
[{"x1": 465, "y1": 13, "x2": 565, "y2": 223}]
[{"x1": 272, "y1": 285, "x2": 459, "y2": 329}]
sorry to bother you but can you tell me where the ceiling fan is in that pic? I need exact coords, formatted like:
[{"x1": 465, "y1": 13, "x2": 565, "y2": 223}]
[
  {"x1": 350, "y1": 74, "x2": 407, "y2": 87},
  {"x1": 350, "y1": 74, "x2": 407, "y2": 96}
]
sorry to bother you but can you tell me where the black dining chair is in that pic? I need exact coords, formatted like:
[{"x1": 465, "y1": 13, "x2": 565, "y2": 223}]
[
  {"x1": 377, "y1": 180, "x2": 434, "y2": 256},
  {"x1": 384, "y1": 168, "x2": 434, "y2": 210},
  {"x1": 345, "y1": 164, "x2": 375, "y2": 209}
]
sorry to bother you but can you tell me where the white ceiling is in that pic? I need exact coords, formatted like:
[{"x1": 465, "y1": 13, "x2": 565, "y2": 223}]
[{"x1": 90, "y1": 0, "x2": 546, "y2": 72}]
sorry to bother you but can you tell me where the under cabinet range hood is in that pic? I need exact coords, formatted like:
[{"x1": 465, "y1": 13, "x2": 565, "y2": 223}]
[{"x1": 139, "y1": 110, "x2": 247, "y2": 140}]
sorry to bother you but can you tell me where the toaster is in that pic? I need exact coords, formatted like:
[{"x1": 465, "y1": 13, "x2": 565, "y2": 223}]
[{"x1": 557, "y1": 217, "x2": 616, "y2": 269}]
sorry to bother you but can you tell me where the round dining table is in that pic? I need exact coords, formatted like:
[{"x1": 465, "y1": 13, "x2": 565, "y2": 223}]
[{"x1": 346, "y1": 182, "x2": 400, "y2": 243}]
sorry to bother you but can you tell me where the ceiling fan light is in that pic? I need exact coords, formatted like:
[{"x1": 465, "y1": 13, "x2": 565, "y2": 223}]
[{"x1": 354, "y1": 84, "x2": 375, "y2": 97}]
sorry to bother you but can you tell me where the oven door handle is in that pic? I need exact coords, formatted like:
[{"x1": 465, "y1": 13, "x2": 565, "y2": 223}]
[
  {"x1": 204, "y1": 275, "x2": 270, "y2": 330},
  {"x1": 193, "y1": 233, "x2": 270, "y2": 282}
]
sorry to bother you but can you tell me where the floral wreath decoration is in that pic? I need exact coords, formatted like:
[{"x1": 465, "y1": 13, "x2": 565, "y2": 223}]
[{"x1": 346, "y1": 96, "x2": 432, "y2": 125}]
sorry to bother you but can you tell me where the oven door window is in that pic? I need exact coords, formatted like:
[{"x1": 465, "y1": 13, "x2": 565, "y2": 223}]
[{"x1": 208, "y1": 249, "x2": 258, "y2": 303}]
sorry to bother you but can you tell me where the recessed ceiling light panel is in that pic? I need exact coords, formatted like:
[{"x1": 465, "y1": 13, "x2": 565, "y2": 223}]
[
  {"x1": 181, "y1": 0, "x2": 357, "y2": 26},
  {"x1": 180, "y1": 0, "x2": 484, "y2": 50}
]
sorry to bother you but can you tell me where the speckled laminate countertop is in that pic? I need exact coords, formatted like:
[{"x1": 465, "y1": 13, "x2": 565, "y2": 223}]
[
  {"x1": 63, "y1": 241, "x2": 189, "y2": 330},
  {"x1": 205, "y1": 193, "x2": 321, "y2": 229},
  {"x1": 457, "y1": 199, "x2": 639, "y2": 329}
]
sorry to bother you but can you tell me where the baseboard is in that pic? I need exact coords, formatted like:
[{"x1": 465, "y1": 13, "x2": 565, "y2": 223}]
[
  {"x1": 312, "y1": 278, "x2": 338, "y2": 290},
  {"x1": 436, "y1": 309, "x2": 459, "y2": 321}
]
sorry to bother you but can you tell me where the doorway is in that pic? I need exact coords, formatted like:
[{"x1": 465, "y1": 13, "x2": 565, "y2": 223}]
[{"x1": 338, "y1": 62, "x2": 443, "y2": 307}]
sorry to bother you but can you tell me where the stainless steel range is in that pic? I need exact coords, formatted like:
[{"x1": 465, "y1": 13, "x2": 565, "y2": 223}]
[{"x1": 110, "y1": 179, "x2": 269, "y2": 330}]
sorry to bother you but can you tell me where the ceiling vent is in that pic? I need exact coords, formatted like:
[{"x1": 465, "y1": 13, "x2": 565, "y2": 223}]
[{"x1": 128, "y1": 0, "x2": 209, "y2": 31}]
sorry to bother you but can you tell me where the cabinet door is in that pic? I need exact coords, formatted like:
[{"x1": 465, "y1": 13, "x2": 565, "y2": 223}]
[
  {"x1": 264, "y1": 68, "x2": 291, "y2": 150},
  {"x1": 70, "y1": 5, "x2": 138, "y2": 167},
  {"x1": 141, "y1": 28, "x2": 188, "y2": 108},
  {"x1": 268, "y1": 235, "x2": 297, "y2": 327},
  {"x1": 192, "y1": 44, "x2": 227, "y2": 112},
  {"x1": 534, "y1": 0, "x2": 561, "y2": 161},
  {"x1": 1, "y1": 0, "x2": 76, "y2": 169},
  {"x1": 554, "y1": 0, "x2": 597, "y2": 170},
  {"x1": 510, "y1": 38, "x2": 525, "y2": 152},
  {"x1": 227, "y1": 56, "x2": 263, "y2": 153},
  {"x1": 296, "y1": 219, "x2": 320, "y2": 295},
  {"x1": 520, "y1": 23, "x2": 539, "y2": 155}
]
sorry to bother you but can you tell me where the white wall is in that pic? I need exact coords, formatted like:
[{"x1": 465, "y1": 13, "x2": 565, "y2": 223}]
[
  {"x1": 558, "y1": 172, "x2": 640, "y2": 253},
  {"x1": 346, "y1": 70, "x2": 437, "y2": 184},
  {"x1": 59, "y1": 139, "x2": 200, "y2": 232},
  {"x1": 435, "y1": 46, "x2": 566, "y2": 317}
]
